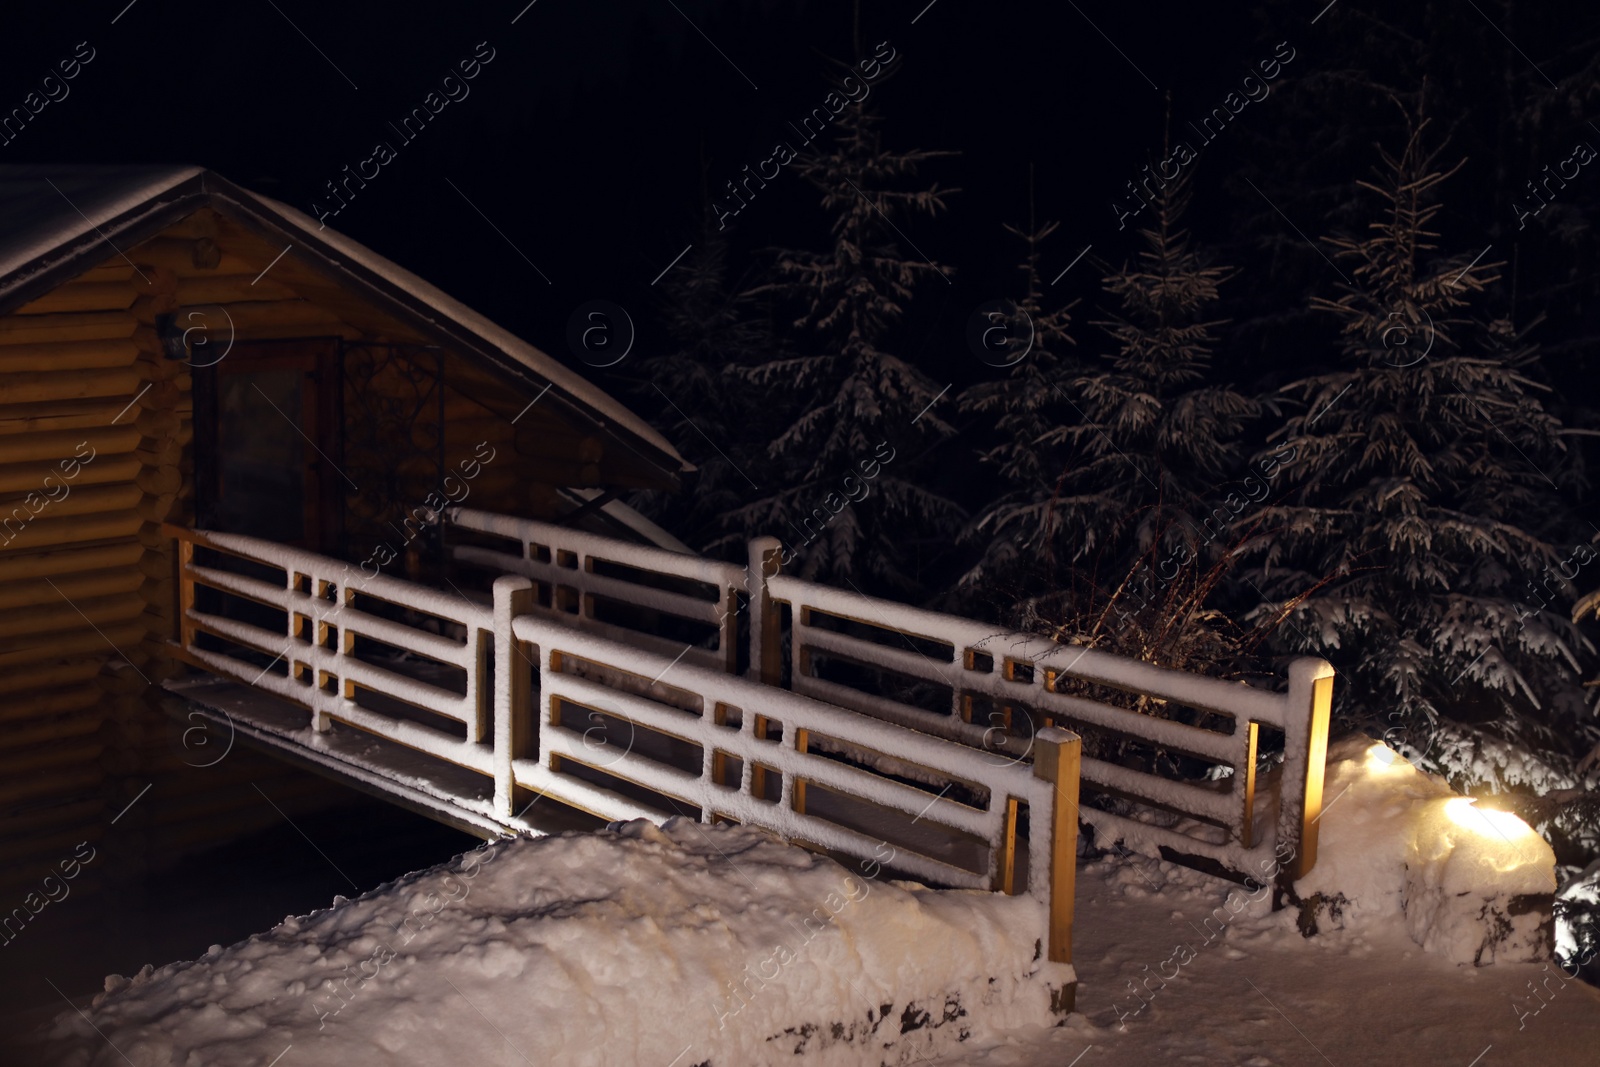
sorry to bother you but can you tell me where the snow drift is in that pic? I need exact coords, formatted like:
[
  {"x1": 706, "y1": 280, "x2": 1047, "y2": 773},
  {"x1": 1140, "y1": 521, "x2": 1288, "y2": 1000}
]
[
  {"x1": 1294, "y1": 735, "x2": 1557, "y2": 965},
  {"x1": 34, "y1": 819, "x2": 1072, "y2": 1067}
]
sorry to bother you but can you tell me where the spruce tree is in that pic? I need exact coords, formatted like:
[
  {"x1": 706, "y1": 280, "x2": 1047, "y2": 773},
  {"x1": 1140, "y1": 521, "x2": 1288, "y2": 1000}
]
[
  {"x1": 630, "y1": 223, "x2": 772, "y2": 556},
  {"x1": 1239, "y1": 117, "x2": 1592, "y2": 760},
  {"x1": 1047, "y1": 169, "x2": 1255, "y2": 567},
  {"x1": 955, "y1": 213, "x2": 1078, "y2": 613},
  {"x1": 733, "y1": 93, "x2": 962, "y2": 593}
]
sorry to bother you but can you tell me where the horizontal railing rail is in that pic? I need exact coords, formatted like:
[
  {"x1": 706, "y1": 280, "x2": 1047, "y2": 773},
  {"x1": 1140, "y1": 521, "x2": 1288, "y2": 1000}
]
[
  {"x1": 167, "y1": 524, "x2": 495, "y2": 772},
  {"x1": 168, "y1": 523, "x2": 1082, "y2": 986},
  {"x1": 758, "y1": 556, "x2": 1333, "y2": 884},
  {"x1": 446, "y1": 505, "x2": 746, "y2": 674},
  {"x1": 439, "y1": 511, "x2": 1333, "y2": 888}
]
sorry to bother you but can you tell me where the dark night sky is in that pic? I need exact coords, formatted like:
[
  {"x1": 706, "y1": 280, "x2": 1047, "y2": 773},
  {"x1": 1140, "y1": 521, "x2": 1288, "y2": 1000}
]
[
  {"x1": 0, "y1": 1, "x2": 1298, "y2": 374},
  {"x1": 3, "y1": 1, "x2": 1598, "y2": 417}
]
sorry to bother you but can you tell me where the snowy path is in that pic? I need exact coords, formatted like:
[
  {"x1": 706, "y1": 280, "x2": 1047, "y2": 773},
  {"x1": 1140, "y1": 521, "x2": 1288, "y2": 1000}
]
[{"x1": 933, "y1": 853, "x2": 1600, "y2": 1067}]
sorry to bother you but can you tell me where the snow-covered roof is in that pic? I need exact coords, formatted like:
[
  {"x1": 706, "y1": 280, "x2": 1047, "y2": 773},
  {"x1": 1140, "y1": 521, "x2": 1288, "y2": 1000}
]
[{"x1": 0, "y1": 165, "x2": 689, "y2": 482}]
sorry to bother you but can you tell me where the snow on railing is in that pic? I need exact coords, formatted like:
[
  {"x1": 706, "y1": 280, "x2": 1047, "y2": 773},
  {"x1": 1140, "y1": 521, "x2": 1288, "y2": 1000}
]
[
  {"x1": 446, "y1": 505, "x2": 745, "y2": 673},
  {"x1": 749, "y1": 535, "x2": 1334, "y2": 888},
  {"x1": 167, "y1": 525, "x2": 496, "y2": 774},
  {"x1": 441, "y1": 511, "x2": 1334, "y2": 889},
  {"x1": 167, "y1": 523, "x2": 1083, "y2": 986}
]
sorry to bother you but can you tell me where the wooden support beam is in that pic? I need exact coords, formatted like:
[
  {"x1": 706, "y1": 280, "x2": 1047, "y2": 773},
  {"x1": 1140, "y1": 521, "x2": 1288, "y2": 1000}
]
[
  {"x1": 12, "y1": 282, "x2": 139, "y2": 316},
  {"x1": 793, "y1": 727, "x2": 809, "y2": 815},
  {"x1": 0, "y1": 425, "x2": 140, "y2": 463},
  {"x1": 0, "y1": 397, "x2": 141, "y2": 437},
  {"x1": 995, "y1": 796, "x2": 1020, "y2": 895},
  {"x1": 0, "y1": 511, "x2": 143, "y2": 552},
  {"x1": 1032, "y1": 727, "x2": 1081, "y2": 981},
  {"x1": 0, "y1": 542, "x2": 143, "y2": 583},
  {"x1": 0, "y1": 311, "x2": 137, "y2": 346},
  {"x1": 0, "y1": 341, "x2": 142, "y2": 374},
  {"x1": 0, "y1": 455, "x2": 141, "y2": 494},
  {"x1": 1240, "y1": 721, "x2": 1260, "y2": 849}
]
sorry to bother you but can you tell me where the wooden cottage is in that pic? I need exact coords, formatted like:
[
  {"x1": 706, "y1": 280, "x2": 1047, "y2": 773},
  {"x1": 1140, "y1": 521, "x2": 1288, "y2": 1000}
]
[{"x1": 0, "y1": 164, "x2": 691, "y2": 901}]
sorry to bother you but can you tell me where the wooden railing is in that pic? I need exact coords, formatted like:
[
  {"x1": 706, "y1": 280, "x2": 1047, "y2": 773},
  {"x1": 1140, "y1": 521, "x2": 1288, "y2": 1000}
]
[
  {"x1": 447, "y1": 505, "x2": 745, "y2": 672},
  {"x1": 445, "y1": 511, "x2": 1335, "y2": 888},
  {"x1": 166, "y1": 524, "x2": 1083, "y2": 984}
]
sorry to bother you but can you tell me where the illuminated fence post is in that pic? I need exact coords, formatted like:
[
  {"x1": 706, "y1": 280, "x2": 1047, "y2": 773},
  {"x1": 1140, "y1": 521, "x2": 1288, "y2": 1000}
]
[
  {"x1": 1277, "y1": 657, "x2": 1335, "y2": 890},
  {"x1": 746, "y1": 535, "x2": 782, "y2": 685},
  {"x1": 493, "y1": 575, "x2": 534, "y2": 819},
  {"x1": 1031, "y1": 725, "x2": 1081, "y2": 1013}
]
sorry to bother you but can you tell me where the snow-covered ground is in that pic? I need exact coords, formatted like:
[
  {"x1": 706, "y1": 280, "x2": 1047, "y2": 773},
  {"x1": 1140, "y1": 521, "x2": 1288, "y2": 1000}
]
[
  {"x1": 936, "y1": 738, "x2": 1600, "y2": 1066},
  {"x1": 31, "y1": 820, "x2": 1069, "y2": 1067},
  {"x1": 28, "y1": 738, "x2": 1600, "y2": 1066},
  {"x1": 930, "y1": 849, "x2": 1600, "y2": 1066}
]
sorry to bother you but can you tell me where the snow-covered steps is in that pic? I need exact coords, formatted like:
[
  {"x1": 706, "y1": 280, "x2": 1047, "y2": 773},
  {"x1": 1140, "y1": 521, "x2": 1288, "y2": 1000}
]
[{"x1": 31, "y1": 820, "x2": 1073, "y2": 1067}]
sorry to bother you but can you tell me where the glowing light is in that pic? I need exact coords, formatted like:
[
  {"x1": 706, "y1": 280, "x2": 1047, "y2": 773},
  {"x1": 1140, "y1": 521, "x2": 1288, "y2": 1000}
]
[
  {"x1": 1367, "y1": 741, "x2": 1403, "y2": 768},
  {"x1": 1443, "y1": 797, "x2": 1535, "y2": 841}
]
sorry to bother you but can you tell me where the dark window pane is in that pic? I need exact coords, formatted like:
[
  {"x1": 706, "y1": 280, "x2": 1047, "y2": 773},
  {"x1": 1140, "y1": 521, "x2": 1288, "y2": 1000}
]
[{"x1": 216, "y1": 370, "x2": 305, "y2": 544}]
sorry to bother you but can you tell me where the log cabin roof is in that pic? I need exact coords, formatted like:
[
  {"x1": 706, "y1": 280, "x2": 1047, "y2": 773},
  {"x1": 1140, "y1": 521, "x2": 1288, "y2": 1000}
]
[{"x1": 0, "y1": 165, "x2": 692, "y2": 488}]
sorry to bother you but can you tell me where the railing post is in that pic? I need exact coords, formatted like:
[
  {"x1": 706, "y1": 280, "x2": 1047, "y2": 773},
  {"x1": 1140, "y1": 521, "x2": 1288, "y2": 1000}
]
[
  {"x1": 175, "y1": 532, "x2": 196, "y2": 652},
  {"x1": 1031, "y1": 725, "x2": 1080, "y2": 1013},
  {"x1": 1277, "y1": 657, "x2": 1335, "y2": 894},
  {"x1": 1240, "y1": 721, "x2": 1260, "y2": 849},
  {"x1": 746, "y1": 536, "x2": 782, "y2": 686},
  {"x1": 494, "y1": 575, "x2": 535, "y2": 820}
]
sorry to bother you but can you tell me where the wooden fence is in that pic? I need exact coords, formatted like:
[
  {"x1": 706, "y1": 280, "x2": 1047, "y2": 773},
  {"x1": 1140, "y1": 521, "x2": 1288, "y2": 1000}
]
[
  {"x1": 445, "y1": 508, "x2": 1334, "y2": 888},
  {"x1": 166, "y1": 524, "x2": 1082, "y2": 982}
]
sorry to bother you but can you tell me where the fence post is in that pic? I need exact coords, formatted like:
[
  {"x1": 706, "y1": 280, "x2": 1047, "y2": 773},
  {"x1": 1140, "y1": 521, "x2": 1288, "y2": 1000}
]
[
  {"x1": 1277, "y1": 657, "x2": 1335, "y2": 893},
  {"x1": 494, "y1": 575, "x2": 535, "y2": 820},
  {"x1": 1031, "y1": 725, "x2": 1080, "y2": 1009},
  {"x1": 746, "y1": 536, "x2": 782, "y2": 686}
]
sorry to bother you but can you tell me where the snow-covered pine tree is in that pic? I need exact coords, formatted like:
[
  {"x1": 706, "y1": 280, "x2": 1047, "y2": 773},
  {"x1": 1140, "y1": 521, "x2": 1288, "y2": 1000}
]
[
  {"x1": 630, "y1": 222, "x2": 774, "y2": 556},
  {"x1": 955, "y1": 212, "x2": 1078, "y2": 615},
  {"x1": 1238, "y1": 115, "x2": 1594, "y2": 763},
  {"x1": 733, "y1": 89, "x2": 962, "y2": 593},
  {"x1": 1044, "y1": 168, "x2": 1255, "y2": 569}
]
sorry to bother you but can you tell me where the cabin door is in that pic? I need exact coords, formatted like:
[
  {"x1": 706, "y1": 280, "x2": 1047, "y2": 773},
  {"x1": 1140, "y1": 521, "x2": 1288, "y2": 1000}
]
[{"x1": 202, "y1": 340, "x2": 340, "y2": 552}]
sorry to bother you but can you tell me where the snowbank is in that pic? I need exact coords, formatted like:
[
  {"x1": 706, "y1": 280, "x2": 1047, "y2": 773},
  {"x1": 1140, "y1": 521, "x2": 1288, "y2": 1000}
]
[
  {"x1": 1294, "y1": 736, "x2": 1556, "y2": 965},
  {"x1": 34, "y1": 820, "x2": 1072, "y2": 1067}
]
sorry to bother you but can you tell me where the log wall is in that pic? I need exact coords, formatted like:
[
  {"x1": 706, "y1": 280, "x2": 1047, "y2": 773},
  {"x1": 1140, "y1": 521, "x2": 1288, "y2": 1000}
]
[{"x1": 0, "y1": 223, "x2": 345, "y2": 906}]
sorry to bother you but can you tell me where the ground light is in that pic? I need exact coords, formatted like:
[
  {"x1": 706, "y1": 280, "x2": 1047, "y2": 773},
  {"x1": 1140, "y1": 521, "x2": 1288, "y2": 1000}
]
[{"x1": 1443, "y1": 796, "x2": 1537, "y2": 841}]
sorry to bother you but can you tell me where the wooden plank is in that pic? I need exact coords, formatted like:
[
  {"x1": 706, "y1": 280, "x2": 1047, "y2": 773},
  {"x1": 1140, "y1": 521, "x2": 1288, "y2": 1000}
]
[
  {"x1": 0, "y1": 368, "x2": 144, "y2": 405},
  {"x1": 127, "y1": 237, "x2": 229, "y2": 274},
  {"x1": 0, "y1": 397, "x2": 140, "y2": 436},
  {"x1": 1033, "y1": 729, "x2": 1081, "y2": 977},
  {"x1": 995, "y1": 795, "x2": 1019, "y2": 894},
  {"x1": 0, "y1": 621, "x2": 145, "y2": 670},
  {"x1": 0, "y1": 483, "x2": 142, "y2": 520},
  {"x1": 0, "y1": 712, "x2": 106, "y2": 755},
  {"x1": 0, "y1": 311, "x2": 137, "y2": 346},
  {"x1": 0, "y1": 592, "x2": 146, "y2": 640},
  {"x1": 0, "y1": 768, "x2": 103, "y2": 811},
  {"x1": 793, "y1": 727, "x2": 809, "y2": 815},
  {"x1": 0, "y1": 683, "x2": 103, "y2": 723},
  {"x1": 78, "y1": 262, "x2": 137, "y2": 283},
  {"x1": 0, "y1": 455, "x2": 141, "y2": 494},
  {"x1": 0, "y1": 511, "x2": 144, "y2": 552},
  {"x1": 0, "y1": 658, "x2": 103, "y2": 696},
  {"x1": 0, "y1": 567, "x2": 143, "y2": 611},
  {"x1": 175, "y1": 274, "x2": 299, "y2": 305},
  {"x1": 1291, "y1": 673, "x2": 1334, "y2": 880},
  {"x1": 0, "y1": 340, "x2": 141, "y2": 373},
  {"x1": 0, "y1": 425, "x2": 140, "y2": 463},
  {"x1": 0, "y1": 542, "x2": 143, "y2": 583},
  {"x1": 1241, "y1": 721, "x2": 1259, "y2": 849},
  {"x1": 12, "y1": 282, "x2": 138, "y2": 316}
]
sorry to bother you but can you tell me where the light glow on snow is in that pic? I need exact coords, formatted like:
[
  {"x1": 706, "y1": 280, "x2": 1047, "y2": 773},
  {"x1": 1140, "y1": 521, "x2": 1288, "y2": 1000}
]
[
  {"x1": 1365, "y1": 740, "x2": 1406, "y2": 769},
  {"x1": 1443, "y1": 796, "x2": 1535, "y2": 841}
]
